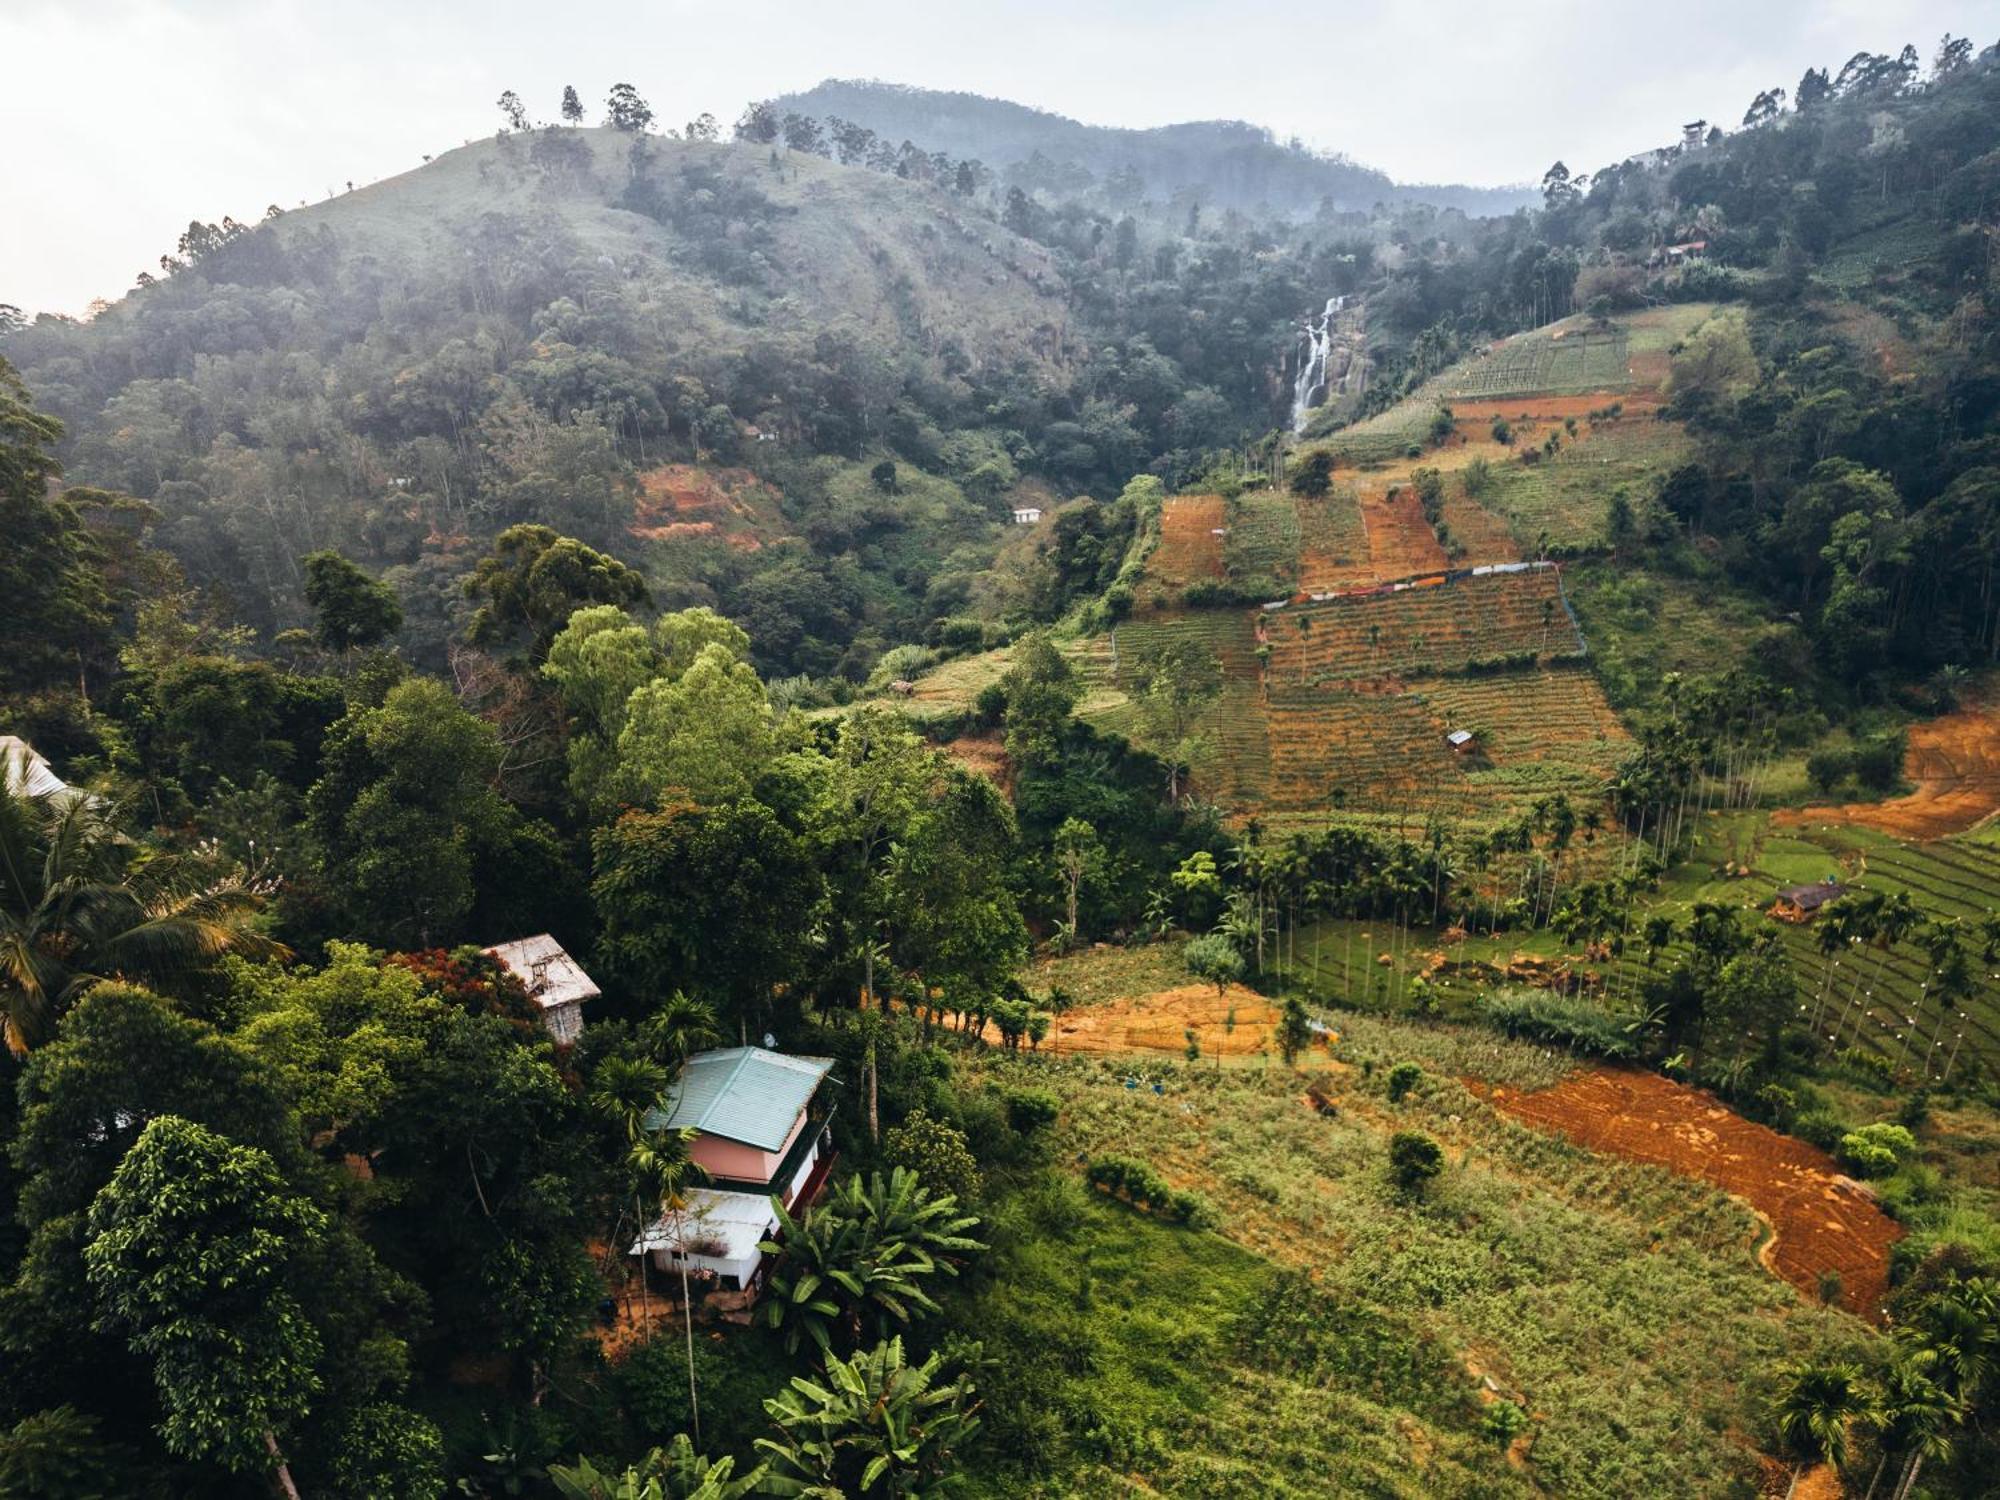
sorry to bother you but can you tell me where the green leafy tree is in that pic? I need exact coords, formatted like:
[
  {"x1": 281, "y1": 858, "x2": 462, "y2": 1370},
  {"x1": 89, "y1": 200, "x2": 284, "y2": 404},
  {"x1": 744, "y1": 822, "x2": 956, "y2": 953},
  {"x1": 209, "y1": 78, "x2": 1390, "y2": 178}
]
[
  {"x1": 1388, "y1": 1131, "x2": 1444, "y2": 1194},
  {"x1": 1050, "y1": 817, "x2": 1104, "y2": 948},
  {"x1": 84, "y1": 1116, "x2": 326, "y2": 1496},
  {"x1": 755, "y1": 1337, "x2": 981, "y2": 1498},
  {"x1": 1129, "y1": 637, "x2": 1224, "y2": 804},
  {"x1": 0, "y1": 358, "x2": 119, "y2": 697},
  {"x1": 465, "y1": 524, "x2": 648, "y2": 660},
  {"x1": 592, "y1": 798, "x2": 820, "y2": 1033},
  {"x1": 302, "y1": 550, "x2": 403, "y2": 653},
  {"x1": 606, "y1": 83, "x2": 654, "y2": 132},
  {"x1": 1771, "y1": 1360, "x2": 1878, "y2": 1499},
  {"x1": 882, "y1": 1109, "x2": 982, "y2": 1206},
  {"x1": 1184, "y1": 933, "x2": 1244, "y2": 997},
  {"x1": 0, "y1": 782, "x2": 280, "y2": 1053},
  {"x1": 305, "y1": 677, "x2": 561, "y2": 947},
  {"x1": 550, "y1": 1435, "x2": 763, "y2": 1499},
  {"x1": 326, "y1": 1402, "x2": 448, "y2": 1500},
  {"x1": 996, "y1": 633, "x2": 1080, "y2": 765}
]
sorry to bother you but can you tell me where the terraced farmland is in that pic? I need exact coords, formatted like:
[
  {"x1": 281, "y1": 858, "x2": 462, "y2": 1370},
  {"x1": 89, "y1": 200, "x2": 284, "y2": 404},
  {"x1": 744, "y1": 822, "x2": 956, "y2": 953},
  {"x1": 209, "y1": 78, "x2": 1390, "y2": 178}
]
[
  {"x1": 1436, "y1": 324, "x2": 1633, "y2": 400},
  {"x1": 1414, "y1": 665, "x2": 1630, "y2": 800},
  {"x1": 1294, "y1": 485, "x2": 1371, "y2": 586},
  {"x1": 1222, "y1": 489, "x2": 1302, "y2": 594},
  {"x1": 1146, "y1": 493, "x2": 1227, "y2": 598},
  {"x1": 1262, "y1": 568, "x2": 1582, "y2": 684},
  {"x1": 1264, "y1": 685, "x2": 1456, "y2": 811},
  {"x1": 1480, "y1": 415, "x2": 1694, "y2": 552}
]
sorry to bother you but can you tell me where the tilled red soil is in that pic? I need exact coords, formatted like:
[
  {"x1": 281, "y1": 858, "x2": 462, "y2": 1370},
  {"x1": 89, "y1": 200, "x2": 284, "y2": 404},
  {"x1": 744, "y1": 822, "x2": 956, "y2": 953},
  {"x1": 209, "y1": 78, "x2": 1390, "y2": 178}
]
[{"x1": 1478, "y1": 1066, "x2": 1901, "y2": 1320}]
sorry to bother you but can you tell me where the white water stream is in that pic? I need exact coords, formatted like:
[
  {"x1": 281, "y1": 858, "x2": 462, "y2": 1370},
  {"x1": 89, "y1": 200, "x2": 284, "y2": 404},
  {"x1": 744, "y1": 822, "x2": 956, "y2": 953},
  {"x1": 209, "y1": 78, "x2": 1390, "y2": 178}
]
[{"x1": 1290, "y1": 294, "x2": 1346, "y2": 433}]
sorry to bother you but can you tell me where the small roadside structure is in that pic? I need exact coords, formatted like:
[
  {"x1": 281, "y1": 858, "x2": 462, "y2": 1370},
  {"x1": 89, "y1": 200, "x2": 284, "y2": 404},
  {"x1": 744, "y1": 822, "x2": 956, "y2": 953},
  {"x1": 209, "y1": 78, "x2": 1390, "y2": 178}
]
[
  {"x1": 1769, "y1": 880, "x2": 1847, "y2": 924},
  {"x1": 481, "y1": 934, "x2": 599, "y2": 1044},
  {"x1": 1011, "y1": 505, "x2": 1043, "y2": 525},
  {"x1": 630, "y1": 1046, "x2": 839, "y2": 1302},
  {"x1": 1445, "y1": 729, "x2": 1476, "y2": 755}
]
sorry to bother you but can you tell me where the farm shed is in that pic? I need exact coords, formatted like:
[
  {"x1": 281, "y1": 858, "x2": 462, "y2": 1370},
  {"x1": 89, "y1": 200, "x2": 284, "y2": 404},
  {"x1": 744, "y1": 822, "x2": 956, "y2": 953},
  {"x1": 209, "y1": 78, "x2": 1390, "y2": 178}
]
[
  {"x1": 1011, "y1": 505, "x2": 1043, "y2": 525},
  {"x1": 1769, "y1": 880, "x2": 1847, "y2": 924},
  {"x1": 482, "y1": 933, "x2": 599, "y2": 1043},
  {"x1": 1445, "y1": 729, "x2": 1476, "y2": 754}
]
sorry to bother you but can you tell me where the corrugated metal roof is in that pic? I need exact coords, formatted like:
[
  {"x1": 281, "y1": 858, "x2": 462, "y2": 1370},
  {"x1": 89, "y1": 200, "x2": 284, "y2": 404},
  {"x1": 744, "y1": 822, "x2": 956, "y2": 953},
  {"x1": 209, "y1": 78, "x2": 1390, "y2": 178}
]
[
  {"x1": 647, "y1": 1047, "x2": 833, "y2": 1151},
  {"x1": 483, "y1": 934, "x2": 601, "y2": 1009}
]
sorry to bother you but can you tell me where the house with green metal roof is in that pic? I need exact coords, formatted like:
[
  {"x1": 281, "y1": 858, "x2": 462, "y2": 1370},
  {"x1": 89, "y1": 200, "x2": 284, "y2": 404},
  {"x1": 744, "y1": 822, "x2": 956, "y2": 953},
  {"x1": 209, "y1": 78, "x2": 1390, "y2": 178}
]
[{"x1": 630, "y1": 1047, "x2": 840, "y2": 1303}]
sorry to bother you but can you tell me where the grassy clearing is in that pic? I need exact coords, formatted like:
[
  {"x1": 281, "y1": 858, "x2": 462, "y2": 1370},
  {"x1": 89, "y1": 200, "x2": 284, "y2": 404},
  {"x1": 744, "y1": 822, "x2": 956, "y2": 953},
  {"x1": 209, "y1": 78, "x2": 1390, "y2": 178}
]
[
  {"x1": 1435, "y1": 323, "x2": 1632, "y2": 400},
  {"x1": 1222, "y1": 489, "x2": 1302, "y2": 594},
  {"x1": 1477, "y1": 416, "x2": 1693, "y2": 552},
  {"x1": 961, "y1": 1021, "x2": 1880, "y2": 1497},
  {"x1": 1564, "y1": 560, "x2": 1796, "y2": 713}
]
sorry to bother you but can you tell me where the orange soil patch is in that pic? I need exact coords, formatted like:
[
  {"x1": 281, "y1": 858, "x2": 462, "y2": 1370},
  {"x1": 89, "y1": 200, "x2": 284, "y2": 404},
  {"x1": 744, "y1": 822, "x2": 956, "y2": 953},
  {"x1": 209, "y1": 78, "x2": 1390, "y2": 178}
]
[
  {"x1": 1774, "y1": 703, "x2": 2000, "y2": 841},
  {"x1": 1446, "y1": 394, "x2": 1653, "y2": 424},
  {"x1": 1358, "y1": 485, "x2": 1450, "y2": 578},
  {"x1": 631, "y1": 464, "x2": 783, "y2": 546},
  {"x1": 1035, "y1": 983, "x2": 1285, "y2": 1056},
  {"x1": 1151, "y1": 493, "x2": 1227, "y2": 586},
  {"x1": 1479, "y1": 1067, "x2": 1901, "y2": 1319},
  {"x1": 942, "y1": 732, "x2": 1011, "y2": 790}
]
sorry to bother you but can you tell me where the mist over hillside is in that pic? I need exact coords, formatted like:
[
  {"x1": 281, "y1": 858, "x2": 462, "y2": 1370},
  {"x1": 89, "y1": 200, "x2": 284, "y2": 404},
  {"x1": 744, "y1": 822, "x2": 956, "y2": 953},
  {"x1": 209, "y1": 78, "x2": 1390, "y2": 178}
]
[{"x1": 766, "y1": 79, "x2": 1537, "y2": 217}]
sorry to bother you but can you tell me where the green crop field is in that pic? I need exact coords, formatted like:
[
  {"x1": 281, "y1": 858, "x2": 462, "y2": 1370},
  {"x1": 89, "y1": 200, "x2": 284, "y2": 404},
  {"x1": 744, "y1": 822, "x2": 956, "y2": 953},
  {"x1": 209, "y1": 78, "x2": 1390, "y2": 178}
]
[
  {"x1": 1265, "y1": 569, "x2": 1582, "y2": 683},
  {"x1": 957, "y1": 1032, "x2": 1878, "y2": 1498},
  {"x1": 1477, "y1": 416, "x2": 1694, "y2": 552},
  {"x1": 1435, "y1": 324, "x2": 1632, "y2": 400},
  {"x1": 1223, "y1": 488, "x2": 1303, "y2": 593}
]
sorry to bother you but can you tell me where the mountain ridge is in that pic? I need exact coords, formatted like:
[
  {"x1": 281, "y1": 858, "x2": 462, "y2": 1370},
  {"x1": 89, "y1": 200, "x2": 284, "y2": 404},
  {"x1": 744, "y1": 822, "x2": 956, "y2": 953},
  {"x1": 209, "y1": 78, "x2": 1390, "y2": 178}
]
[{"x1": 765, "y1": 78, "x2": 1537, "y2": 217}]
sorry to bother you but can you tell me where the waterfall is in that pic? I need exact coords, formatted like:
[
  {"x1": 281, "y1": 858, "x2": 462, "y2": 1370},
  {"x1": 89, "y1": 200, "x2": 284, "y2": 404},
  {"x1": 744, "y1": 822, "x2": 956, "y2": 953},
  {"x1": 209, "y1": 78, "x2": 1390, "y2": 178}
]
[{"x1": 1290, "y1": 295, "x2": 1344, "y2": 433}]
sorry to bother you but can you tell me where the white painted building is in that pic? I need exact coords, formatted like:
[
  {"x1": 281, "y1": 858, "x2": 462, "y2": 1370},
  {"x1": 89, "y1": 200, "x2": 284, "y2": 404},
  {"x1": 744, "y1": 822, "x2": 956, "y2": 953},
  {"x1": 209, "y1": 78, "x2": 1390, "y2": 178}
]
[{"x1": 1011, "y1": 505, "x2": 1043, "y2": 525}]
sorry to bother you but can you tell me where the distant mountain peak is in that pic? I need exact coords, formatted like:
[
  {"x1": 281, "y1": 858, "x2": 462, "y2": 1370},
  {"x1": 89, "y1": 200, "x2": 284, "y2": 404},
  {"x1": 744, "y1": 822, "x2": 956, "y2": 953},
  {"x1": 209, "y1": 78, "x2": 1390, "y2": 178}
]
[{"x1": 764, "y1": 79, "x2": 1533, "y2": 217}]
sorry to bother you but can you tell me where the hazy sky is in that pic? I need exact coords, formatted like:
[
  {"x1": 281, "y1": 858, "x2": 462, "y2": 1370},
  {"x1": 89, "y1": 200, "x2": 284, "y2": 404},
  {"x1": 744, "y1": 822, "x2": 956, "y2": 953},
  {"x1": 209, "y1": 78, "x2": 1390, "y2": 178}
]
[{"x1": 1, "y1": 0, "x2": 1984, "y2": 316}]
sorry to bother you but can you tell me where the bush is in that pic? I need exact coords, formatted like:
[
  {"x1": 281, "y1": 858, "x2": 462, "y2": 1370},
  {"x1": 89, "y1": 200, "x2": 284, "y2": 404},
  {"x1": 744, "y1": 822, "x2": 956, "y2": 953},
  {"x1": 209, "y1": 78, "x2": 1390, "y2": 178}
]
[
  {"x1": 1385, "y1": 1062, "x2": 1423, "y2": 1104},
  {"x1": 884, "y1": 1108, "x2": 983, "y2": 1203},
  {"x1": 1388, "y1": 1131, "x2": 1444, "y2": 1194},
  {"x1": 1837, "y1": 1122, "x2": 1916, "y2": 1179},
  {"x1": 1480, "y1": 990, "x2": 1639, "y2": 1060},
  {"x1": 1792, "y1": 1107, "x2": 1849, "y2": 1152},
  {"x1": 1852, "y1": 732, "x2": 1906, "y2": 792},
  {"x1": 1482, "y1": 1399, "x2": 1529, "y2": 1450},
  {"x1": 1004, "y1": 1087, "x2": 1061, "y2": 1135}
]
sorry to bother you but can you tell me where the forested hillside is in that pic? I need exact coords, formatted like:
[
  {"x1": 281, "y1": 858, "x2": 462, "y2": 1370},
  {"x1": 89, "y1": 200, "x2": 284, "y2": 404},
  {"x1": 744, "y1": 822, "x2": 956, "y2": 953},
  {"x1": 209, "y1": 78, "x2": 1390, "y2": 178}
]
[
  {"x1": 4, "y1": 34, "x2": 2000, "y2": 1500},
  {"x1": 762, "y1": 79, "x2": 1537, "y2": 217}
]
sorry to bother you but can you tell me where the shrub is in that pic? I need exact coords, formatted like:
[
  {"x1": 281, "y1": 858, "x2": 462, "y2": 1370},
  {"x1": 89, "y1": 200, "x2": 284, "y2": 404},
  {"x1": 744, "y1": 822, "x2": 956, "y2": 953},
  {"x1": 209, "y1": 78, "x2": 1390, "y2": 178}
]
[
  {"x1": 1792, "y1": 1108, "x2": 1849, "y2": 1152},
  {"x1": 1837, "y1": 1122, "x2": 1916, "y2": 1179},
  {"x1": 1490, "y1": 416, "x2": 1514, "y2": 446},
  {"x1": 1386, "y1": 1062, "x2": 1423, "y2": 1103},
  {"x1": 884, "y1": 1109, "x2": 983, "y2": 1204},
  {"x1": 1388, "y1": 1131, "x2": 1444, "y2": 1194},
  {"x1": 1482, "y1": 1400, "x2": 1529, "y2": 1450},
  {"x1": 1004, "y1": 1087, "x2": 1060, "y2": 1135},
  {"x1": 1480, "y1": 990, "x2": 1639, "y2": 1060},
  {"x1": 1184, "y1": 933, "x2": 1246, "y2": 996}
]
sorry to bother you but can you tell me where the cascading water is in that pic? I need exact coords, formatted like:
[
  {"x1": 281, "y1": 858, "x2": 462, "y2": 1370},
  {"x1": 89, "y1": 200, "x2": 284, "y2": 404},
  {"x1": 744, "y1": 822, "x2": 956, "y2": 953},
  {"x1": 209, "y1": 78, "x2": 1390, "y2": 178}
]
[{"x1": 1290, "y1": 294, "x2": 1345, "y2": 433}]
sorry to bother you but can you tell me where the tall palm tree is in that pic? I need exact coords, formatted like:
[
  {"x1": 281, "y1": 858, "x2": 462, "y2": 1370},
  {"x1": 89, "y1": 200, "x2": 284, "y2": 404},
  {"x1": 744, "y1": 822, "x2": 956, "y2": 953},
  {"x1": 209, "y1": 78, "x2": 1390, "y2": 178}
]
[
  {"x1": 1772, "y1": 1360, "x2": 1879, "y2": 1500},
  {"x1": 642, "y1": 991, "x2": 721, "y2": 1072},
  {"x1": 631, "y1": 1127, "x2": 708, "y2": 1448},
  {"x1": 591, "y1": 1055, "x2": 670, "y2": 1327},
  {"x1": 0, "y1": 779, "x2": 282, "y2": 1054},
  {"x1": 1864, "y1": 1352, "x2": 1962, "y2": 1500}
]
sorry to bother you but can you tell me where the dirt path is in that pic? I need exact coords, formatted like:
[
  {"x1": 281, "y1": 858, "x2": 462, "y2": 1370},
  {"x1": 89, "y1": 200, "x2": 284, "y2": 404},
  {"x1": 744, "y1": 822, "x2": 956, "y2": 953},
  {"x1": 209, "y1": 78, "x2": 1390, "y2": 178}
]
[
  {"x1": 1775, "y1": 702, "x2": 2000, "y2": 841},
  {"x1": 1477, "y1": 1067, "x2": 1901, "y2": 1319}
]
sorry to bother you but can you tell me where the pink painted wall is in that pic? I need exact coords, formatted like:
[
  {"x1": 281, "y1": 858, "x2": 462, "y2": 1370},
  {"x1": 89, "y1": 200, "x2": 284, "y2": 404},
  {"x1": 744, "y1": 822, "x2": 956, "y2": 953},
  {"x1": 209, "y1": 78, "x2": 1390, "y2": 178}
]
[{"x1": 688, "y1": 1107, "x2": 807, "y2": 1184}]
